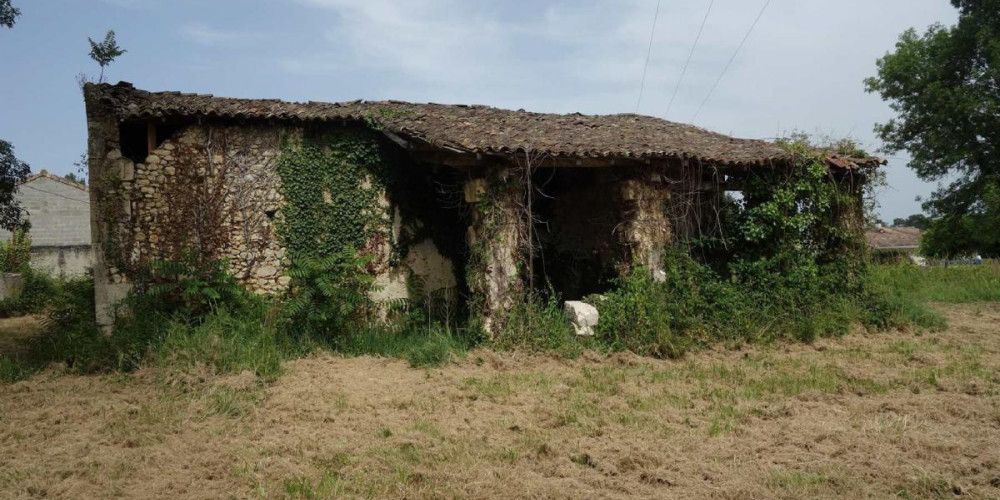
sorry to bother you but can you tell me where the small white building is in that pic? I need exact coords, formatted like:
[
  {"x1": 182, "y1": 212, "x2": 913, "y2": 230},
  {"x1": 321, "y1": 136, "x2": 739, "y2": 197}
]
[{"x1": 0, "y1": 170, "x2": 93, "y2": 277}]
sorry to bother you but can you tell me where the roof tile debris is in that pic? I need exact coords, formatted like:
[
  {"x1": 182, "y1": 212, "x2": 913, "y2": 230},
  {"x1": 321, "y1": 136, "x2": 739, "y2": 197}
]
[
  {"x1": 866, "y1": 227, "x2": 922, "y2": 250},
  {"x1": 88, "y1": 82, "x2": 880, "y2": 169}
]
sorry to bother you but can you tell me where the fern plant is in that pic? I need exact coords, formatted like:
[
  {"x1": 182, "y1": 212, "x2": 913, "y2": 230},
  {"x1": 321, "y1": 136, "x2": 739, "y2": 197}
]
[
  {"x1": 283, "y1": 247, "x2": 376, "y2": 341},
  {"x1": 146, "y1": 252, "x2": 244, "y2": 318}
]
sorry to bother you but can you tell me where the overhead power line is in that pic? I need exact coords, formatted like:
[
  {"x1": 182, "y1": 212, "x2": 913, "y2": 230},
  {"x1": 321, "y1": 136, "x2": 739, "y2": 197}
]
[
  {"x1": 664, "y1": 0, "x2": 714, "y2": 120},
  {"x1": 690, "y1": 0, "x2": 771, "y2": 123},
  {"x1": 21, "y1": 184, "x2": 90, "y2": 204},
  {"x1": 635, "y1": 0, "x2": 662, "y2": 113}
]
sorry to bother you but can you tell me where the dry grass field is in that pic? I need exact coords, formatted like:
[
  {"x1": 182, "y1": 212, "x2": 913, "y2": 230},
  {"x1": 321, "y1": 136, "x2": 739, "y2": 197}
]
[{"x1": 1, "y1": 302, "x2": 998, "y2": 499}]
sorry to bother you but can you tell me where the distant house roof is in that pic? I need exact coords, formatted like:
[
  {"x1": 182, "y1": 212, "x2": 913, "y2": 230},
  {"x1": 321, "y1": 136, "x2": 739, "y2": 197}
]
[
  {"x1": 22, "y1": 170, "x2": 88, "y2": 192},
  {"x1": 867, "y1": 227, "x2": 922, "y2": 251},
  {"x1": 86, "y1": 82, "x2": 881, "y2": 170}
]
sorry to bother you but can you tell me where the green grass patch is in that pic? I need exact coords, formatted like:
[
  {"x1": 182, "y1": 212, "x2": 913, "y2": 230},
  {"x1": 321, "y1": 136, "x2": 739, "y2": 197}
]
[
  {"x1": 338, "y1": 327, "x2": 467, "y2": 368},
  {"x1": 870, "y1": 262, "x2": 1000, "y2": 303}
]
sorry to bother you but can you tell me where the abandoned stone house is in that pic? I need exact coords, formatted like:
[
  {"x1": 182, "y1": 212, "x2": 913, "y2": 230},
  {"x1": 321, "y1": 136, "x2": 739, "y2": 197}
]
[
  {"x1": 0, "y1": 170, "x2": 93, "y2": 277},
  {"x1": 84, "y1": 82, "x2": 877, "y2": 329}
]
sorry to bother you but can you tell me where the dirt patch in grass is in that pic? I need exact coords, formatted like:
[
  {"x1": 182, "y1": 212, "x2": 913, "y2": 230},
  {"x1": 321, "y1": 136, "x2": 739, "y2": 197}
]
[{"x1": 2, "y1": 303, "x2": 1000, "y2": 499}]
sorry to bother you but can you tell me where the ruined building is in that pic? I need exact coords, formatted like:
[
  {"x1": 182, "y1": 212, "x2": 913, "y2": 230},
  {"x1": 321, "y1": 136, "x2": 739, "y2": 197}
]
[{"x1": 84, "y1": 82, "x2": 878, "y2": 329}]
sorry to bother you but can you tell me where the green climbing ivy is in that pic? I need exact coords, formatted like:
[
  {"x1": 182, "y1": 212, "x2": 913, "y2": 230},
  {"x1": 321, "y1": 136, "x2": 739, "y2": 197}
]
[{"x1": 276, "y1": 128, "x2": 392, "y2": 263}]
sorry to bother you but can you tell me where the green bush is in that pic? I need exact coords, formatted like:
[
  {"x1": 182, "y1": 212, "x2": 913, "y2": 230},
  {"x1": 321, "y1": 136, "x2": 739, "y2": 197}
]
[
  {"x1": 156, "y1": 299, "x2": 286, "y2": 379},
  {"x1": 490, "y1": 292, "x2": 579, "y2": 356},
  {"x1": 593, "y1": 250, "x2": 935, "y2": 358},
  {"x1": 0, "y1": 268, "x2": 58, "y2": 317},
  {"x1": 0, "y1": 228, "x2": 31, "y2": 273},
  {"x1": 282, "y1": 248, "x2": 376, "y2": 341},
  {"x1": 592, "y1": 267, "x2": 690, "y2": 358},
  {"x1": 145, "y1": 254, "x2": 247, "y2": 318}
]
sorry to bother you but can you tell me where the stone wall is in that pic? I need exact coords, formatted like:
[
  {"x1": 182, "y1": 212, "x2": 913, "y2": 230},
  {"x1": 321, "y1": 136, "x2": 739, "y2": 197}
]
[
  {"x1": 464, "y1": 168, "x2": 524, "y2": 331},
  {"x1": 103, "y1": 124, "x2": 293, "y2": 293},
  {"x1": 619, "y1": 172, "x2": 672, "y2": 277},
  {"x1": 85, "y1": 97, "x2": 459, "y2": 326}
]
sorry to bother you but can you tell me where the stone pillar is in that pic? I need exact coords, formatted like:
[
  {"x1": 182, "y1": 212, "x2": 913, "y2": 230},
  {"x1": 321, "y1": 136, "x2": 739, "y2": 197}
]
[
  {"x1": 619, "y1": 174, "x2": 672, "y2": 278},
  {"x1": 83, "y1": 84, "x2": 132, "y2": 329},
  {"x1": 464, "y1": 169, "x2": 524, "y2": 334}
]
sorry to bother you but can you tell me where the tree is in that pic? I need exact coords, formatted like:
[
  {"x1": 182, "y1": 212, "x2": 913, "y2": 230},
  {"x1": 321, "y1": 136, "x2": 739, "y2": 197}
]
[
  {"x1": 921, "y1": 183, "x2": 1000, "y2": 257},
  {"x1": 88, "y1": 30, "x2": 126, "y2": 83},
  {"x1": 865, "y1": 0, "x2": 999, "y2": 255},
  {"x1": 0, "y1": 8, "x2": 29, "y2": 231},
  {"x1": 0, "y1": 0, "x2": 19, "y2": 28},
  {"x1": 891, "y1": 213, "x2": 932, "y2": 229},
  {"x1": 0, "y1": 140, "x2": 30, "y2": 231}
]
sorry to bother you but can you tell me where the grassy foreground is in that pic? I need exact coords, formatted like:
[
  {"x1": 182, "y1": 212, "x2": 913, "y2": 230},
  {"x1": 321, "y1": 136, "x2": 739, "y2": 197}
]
[
  {"x1": 870, "y1": 261, "x2": 1000, "y2": 303},
  {"x1": 0, "y1": 302, "x2": 998, "y2": 499}
]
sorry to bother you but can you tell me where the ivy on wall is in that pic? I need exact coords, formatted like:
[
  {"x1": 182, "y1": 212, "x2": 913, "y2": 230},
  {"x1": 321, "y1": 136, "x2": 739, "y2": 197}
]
[{"x1": 276, "y1": 128, "x2": 392, "y2": 265}]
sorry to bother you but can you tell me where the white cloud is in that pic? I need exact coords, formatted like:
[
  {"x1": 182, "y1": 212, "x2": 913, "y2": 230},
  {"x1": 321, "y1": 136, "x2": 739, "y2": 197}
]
[
  {"x1": 179, "y1": 23, "x2": 256, "y2": 47},
  {"x1": 285, "y1": 0, "x2": 957, "y2": 220}
]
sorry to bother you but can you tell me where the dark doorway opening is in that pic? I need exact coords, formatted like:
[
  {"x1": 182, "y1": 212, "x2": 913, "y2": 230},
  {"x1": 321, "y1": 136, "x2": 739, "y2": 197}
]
[{"x1": 529, "y1": 168, "x2": 623, "y2": 300}]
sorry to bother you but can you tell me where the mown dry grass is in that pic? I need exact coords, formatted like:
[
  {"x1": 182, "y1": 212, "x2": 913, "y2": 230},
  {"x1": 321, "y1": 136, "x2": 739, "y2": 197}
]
[{"x1": 1, "y1": 303, "x2": 999, "y2": 499}]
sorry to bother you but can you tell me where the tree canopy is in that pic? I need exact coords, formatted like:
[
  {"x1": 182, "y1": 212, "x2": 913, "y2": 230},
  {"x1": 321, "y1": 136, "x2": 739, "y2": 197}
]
[
  {"x1": 865, "y1": 0, "x2": 999, "y2": 256},
  {"x1": 892, "y1": 214, "x2": 932, "y2": 229},
  {"x1": 0, "y1": 140, "x2": 30, "y2": 231},
  {"x1": 0, "y1": 2, "x2": 28, "y2": 231},
  {"x1": 0, "y1": 0, "x2": 19, "y2": 29}
]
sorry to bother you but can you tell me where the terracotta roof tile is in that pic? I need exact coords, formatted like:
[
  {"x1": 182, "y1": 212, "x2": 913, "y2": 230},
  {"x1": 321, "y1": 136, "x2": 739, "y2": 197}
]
[
  {"x1": 866, "y1": 227, "x2": 922, "y2": 250},
  {"x1": 88, "y1": 82, "x2": 879, "y2": 169}
]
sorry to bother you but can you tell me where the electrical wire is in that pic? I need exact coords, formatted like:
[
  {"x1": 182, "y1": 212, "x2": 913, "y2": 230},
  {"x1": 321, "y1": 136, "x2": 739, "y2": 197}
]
[
  {"x1": 635, "y1": 0, "x2": 662, "y2": 113},
  {"x1": 664, "y1": 0, "x2": 714, "y2": 120},
  {"x1": 690, "y1": 0, "x2": 771, "y2": 123},
  {"x1": 20, "y1": 184, "x2": 90, "y2": 204}
]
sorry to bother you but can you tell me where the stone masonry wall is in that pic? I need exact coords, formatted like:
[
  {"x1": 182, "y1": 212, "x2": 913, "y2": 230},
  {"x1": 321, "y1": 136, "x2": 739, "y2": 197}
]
[
  {"x1": 85, "y1": 104, "x2": 459, "y2": 325},
  {"x1": 102, "y1": 123, "x2": 295, "y2": 293},
  {"x1": 619, "y1": 172, "x2": 672, "y2": 277}
]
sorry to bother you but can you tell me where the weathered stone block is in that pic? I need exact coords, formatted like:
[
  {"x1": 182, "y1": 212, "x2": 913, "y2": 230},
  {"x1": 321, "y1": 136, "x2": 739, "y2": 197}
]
[
  {"x1": 464, "y1": 178, "x2": 487, "y2": 203},
  {"x1": 564, "y1": 300, "x2": 598, "y2": 336}
]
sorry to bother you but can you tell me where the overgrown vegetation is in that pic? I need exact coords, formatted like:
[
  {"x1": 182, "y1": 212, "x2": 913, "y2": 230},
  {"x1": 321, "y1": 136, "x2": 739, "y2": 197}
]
[
  {"x1": 0, "y1": 127, "x2": 977, "y2": 384},
  {"x1": 0, "y1": 228, "x2": 30, "y2": 272},
  {"x1": 591, "y1": 137, "x2": 920, "y2": 358}
]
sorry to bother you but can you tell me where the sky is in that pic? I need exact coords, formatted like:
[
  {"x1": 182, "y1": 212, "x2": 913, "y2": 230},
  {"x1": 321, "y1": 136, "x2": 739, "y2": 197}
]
[{"x1": 0, "y1": 0, "x2": 960, "y2": 222}]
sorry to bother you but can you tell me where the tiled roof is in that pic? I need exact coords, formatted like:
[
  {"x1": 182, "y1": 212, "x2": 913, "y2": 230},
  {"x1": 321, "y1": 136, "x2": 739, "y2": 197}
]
[
  {"x1": 22, "y1": 170, "x2": 88, "y2": 191},
  {"x1": 87, "y1": 82, "x2": 879, "y2": 169},
  {"x1": 866, "y1": 227, "x2": 922, "y2": 250}
]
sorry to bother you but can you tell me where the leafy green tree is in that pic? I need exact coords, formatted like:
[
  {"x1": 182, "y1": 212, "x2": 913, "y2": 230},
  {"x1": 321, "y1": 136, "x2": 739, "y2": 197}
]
[
  {"x1": 64, "y1": 172, "x2": 86, "y2": 186},
  {"x1": 0, "y1": 140, "x2": 30, "y2": 231},
  {"x1": 88, "y1": 30, "x2": 126, "y2": 83},
  {"x1": 891, "y1": 213, "x2": 932, "y2": 229},
  {"x1": 921, "y1": 182, "x2": 1000, "y2": 257},
  {"x1": 0, "y1": 0, "x2": 19, "y2": 28},
  {"x1": 865, "y1": 0, "x2": 999, "y2": 255},
  {"x1": 0, "y1": 3, "x2": 27, "y2": 230}
]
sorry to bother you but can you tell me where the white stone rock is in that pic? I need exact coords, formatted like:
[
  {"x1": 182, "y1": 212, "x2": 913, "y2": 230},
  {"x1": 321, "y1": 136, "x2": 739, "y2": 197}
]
[{"x1": 564, "y1": 301, "x2": 599, "y2": 336}]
